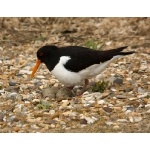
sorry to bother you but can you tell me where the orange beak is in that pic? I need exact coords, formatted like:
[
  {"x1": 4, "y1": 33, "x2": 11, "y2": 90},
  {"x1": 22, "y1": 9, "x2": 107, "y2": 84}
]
[{"x1": 30, "y1": 59, "x2": 41, "y2": 79}]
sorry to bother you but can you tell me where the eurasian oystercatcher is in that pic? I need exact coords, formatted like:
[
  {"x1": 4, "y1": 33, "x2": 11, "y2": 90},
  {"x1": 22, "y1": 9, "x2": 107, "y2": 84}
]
[{"x1": 31, "y1": 45, "x2": 134, "y2": 91}]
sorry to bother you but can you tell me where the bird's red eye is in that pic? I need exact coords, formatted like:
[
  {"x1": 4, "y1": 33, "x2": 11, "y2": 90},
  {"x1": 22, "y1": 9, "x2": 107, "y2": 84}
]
[{"x1": 39, "y1": 52, "x2": 43, "y2": 56}]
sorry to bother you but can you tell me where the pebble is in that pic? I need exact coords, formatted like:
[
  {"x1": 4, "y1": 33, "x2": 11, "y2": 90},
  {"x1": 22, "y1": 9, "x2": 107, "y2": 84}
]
[
  {"x1": 80, "y1": 119, "x2": 87, "y2": 124},
  {"x1": 19, "y1": 70, "x2": 31, "y2": 74},
  {"x1": 116, "y1": 95, "x2": 127, "y2": 99},
  {"x1": 51, "y1": 124, "x2": 55, "y2": 128},
  {"x1": 98, "y1": 100, "x2": 105, "y2": 105},
  {"x1": 137, "y1": 93, "x2": 148, "y2": 98},
  {"x1": 117, "y1": 119, "x2": 128, "y2": 122},
  {"x1": 9, "y1": 81, "x2": 17, "y2": 86},
  {"x1": 32, "y1": 99, "x2": 41, "y2": 103},
  {"x1": 138, "y1": 87, "x2": 146, "y2": 94},
  {"x1": 129, "y1": 116, "x2": 134, "y2": 122},
  {"x1": 127, "y1": 106, "x2": 134, "y2": 111},
  {"x1": 36, "y1": 75, "x2": 45, "y2": 79},
  {"x1": 113, "y1": 125, "x2": 120, "y2": 130},
  {"x1": 84, "y1": 96, "x2": 95, "y2": 102},
  {"x1": 105, "y1": 121, "x2": 113, "y2": 125},
  {"x1": 49, "y1": 110, "x2": 55, "y2": 115},
  {"x1": 134, "y1": 116, "x2": 142, "y2": 122},
  {"x1": 42, "y1": 86, "x2": 57, "y2": 98},
  {"x1": 125, "y1": 110, "x2": 132, "y2": 114},
  {"x1": 56, "y1": 87, "x2": 74, "y2": 100},
  {"x1": 114, "y1": 78, "x2": 123, "y2": 85},
  {"x1": 85, "y1": 117, "x2": 96, "y2": 124},
  {"x1": 0, "y1": 113, "x2": 4, "y2": 122},
  {"x1": 146, "y1": 109, "x2": 150, "y2": 113},
  {"x1": 8, "y1": 92, "x2": 18, "y2": 99},
  {"x1": 0, "y1": 89, "x2": 5, "y2": 93},
  {"x1": 103, "y1": 107, "x2": 112, "y2": 113},
  {"x1": 111, "y1": 88, "x2": 117, "y2": 92}
]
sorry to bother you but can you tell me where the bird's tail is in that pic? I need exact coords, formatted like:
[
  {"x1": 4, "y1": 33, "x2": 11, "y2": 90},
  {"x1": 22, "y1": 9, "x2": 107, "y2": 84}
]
[{"x1": 105, "y1": 46, "x2": 135, "y2": 56}]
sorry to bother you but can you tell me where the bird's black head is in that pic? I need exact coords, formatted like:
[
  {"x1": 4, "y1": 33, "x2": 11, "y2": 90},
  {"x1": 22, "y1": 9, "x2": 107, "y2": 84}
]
[{"x1": 37, "y1": 45, "x2": 58, "y2": 62}]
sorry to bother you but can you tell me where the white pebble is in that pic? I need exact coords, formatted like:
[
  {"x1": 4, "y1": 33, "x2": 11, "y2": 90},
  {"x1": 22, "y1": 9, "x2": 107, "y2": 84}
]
[
  {"x1": 84, "y1": 96, "x2": 95, "y2": 101},
  {"x1": 146, "y1": 109, "x2": 150, "y2": 113},
  {"x1": 117, "y1": 119, "x2": 128, "y2": 122},
  {"x1": 129, "y1": 116, "x2": 134, "y2": 122},
  {"x1": 32, "y1": 99, "x2": 40, "y2": 103},
  {"x1": 105, "y1": 121, "x2": 113, "y2": 125},
  {"x1": 134, "y1": 116, "x2": 142, "y2": 122},
  {"x1": 85, "y1": 117, "x2": 95, "y2": 124},
  {"x1": 0, "y1": 89, "x2": 4, "y2": 93},
  {"x1": 49, "y1": 110, "x2": 55, "y2": 115},
  {"x1": 145, "y1": 104, "x2": 150, "y2": 108},
  {"x1": 36, "y1": 75, "x2": 45, "y2": 79},
  {"x1": 98, "y1": 100, "x2": 105, "y2": 105},
  {"x1": 19, "y1": 70, "x2": 31, "y2": 74}
]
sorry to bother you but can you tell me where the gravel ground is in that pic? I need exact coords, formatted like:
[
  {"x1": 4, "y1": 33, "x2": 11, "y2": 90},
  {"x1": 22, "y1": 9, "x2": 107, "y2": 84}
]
[{"x1": 0, "y1": 18, "x2": 150, "y2": 132}]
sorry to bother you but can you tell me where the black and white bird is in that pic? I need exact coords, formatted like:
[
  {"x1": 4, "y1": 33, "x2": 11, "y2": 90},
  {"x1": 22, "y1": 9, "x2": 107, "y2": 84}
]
[{"x1": 31, "y1": 45, "x2": 134, "y2": 90}]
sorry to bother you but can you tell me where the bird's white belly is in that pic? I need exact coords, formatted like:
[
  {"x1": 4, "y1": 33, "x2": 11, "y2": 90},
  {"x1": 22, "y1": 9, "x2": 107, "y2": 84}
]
[{"x1": 51, "y1": 56, "x2": 82, "y2": 86}]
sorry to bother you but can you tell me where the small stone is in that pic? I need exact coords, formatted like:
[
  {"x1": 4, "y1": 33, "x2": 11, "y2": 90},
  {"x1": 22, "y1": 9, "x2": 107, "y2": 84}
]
[
  {"x1": 56, "y1": 87, "x2": 74, "y2": 100},
  {"x1": 105, "y1": 121, "x2": 113, "y2": 125},
  {"x1": 126, "y1": 78, "x2": 132, "y2": 81},
  {"x1": 85, "y1": 117, "x2": 96, "y2": 124},
  {"x1": 84, "y1": 96, "x2": 95, "y2": 102},
  {"x1": 98, "y1": 100, "x2": 105, "y2": 105},
  {"x1": 138, "y1": 87, "x2": 146, "y2": 94},
  {"x1": 127, "y1": 106, "x2": 134, "y2": 111},
  {"x1": 51, "y1": 124, "x2": 55, "y2": 128},
  {"x1": 114, "y1": 78, "x2": 123, "y2": 85},
  {"x1": 32, "y1": 99, "x2": 40, "y2": 103},
  {"x1": 80, "y1": 119, "x2": 87, "y2": 124},
  {"x1": 9, "y1": 81, "x2": 17, "y2": 86},
  {"x1": 125, "y1": 110, "x2": 132, "y2": 114},
  {"x1": 62, "y1": 111, "x2": 71, "y2": 116},
  {"x1": 0, "y1": 89, "x2": 4, "y2": 93},
  {"x1": 146, "y1": 109, "x2": 150, "y2": 113},
  {"x1": 111, "y1": 88, "x2": 117, "y2": 92},
  {"x1": 8, "y1": 92, "x2": 19, "y2": 100},
  {"x1": 116, "y1": 95, "x2": 127, "y2": 99},
  {"x1": 117, "y1": 119, "x2": 128, "y2": 122},
  {"x1": 42, "y1": 86, "x2": 58, "y2": 99},
  {"x1": 60, "y1": 121, "x2": 66, "y2": 125},
  {"x1": 103, "y1": 107, "x2": 112, "y2": 113},
  {"x1": 19, "y1": 70, "x2": 31, "y2": 75},
  {"x1": 106, "y1": 41, "x2": 112, "y2": 46},
  {"x1": 61, "y1": 101, "x2": 70, "y2": 109},
  {"x1": 36, "y1": 75, "x2": 45, "y2": 79},
  {"x1": 45, "y1": 120, "x2": 56, "y2": 124},
  {"x1": 129, "y1": 116, "x2": 134, "y2": 122},
  {"x1": 49, "y1": 110, "x2": 55, "y2": 115},
  {"x1": 0, "y1": 113, "x2": 4, "y2": 122},
  {"x1": 73, "y1": 99, "x2": 79, "y2": 104},
  {"x1": 113, "y1": 125, "x2": 120, "y2": 130},
  {"x1": 134, "y1": 116, "x2": 142, "y2": 122},
  {"x1": 138, "y1": 93, "x2": 148, "y2": 98}
]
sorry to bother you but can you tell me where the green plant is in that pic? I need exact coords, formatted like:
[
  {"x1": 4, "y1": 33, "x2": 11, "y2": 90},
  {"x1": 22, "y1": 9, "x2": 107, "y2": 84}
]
[
  {"x1": 84, "y1": 39, "x2": 104, "y2": 50},
  {"x1": 36, "y1": 101, "x2": 51, "y2": 109},
  {"x1": 35, "y1": 34, "x2": 46, "y2": 42},
  {"x1": 92, "y1": 80, "x2": 109, "y2": 93}
]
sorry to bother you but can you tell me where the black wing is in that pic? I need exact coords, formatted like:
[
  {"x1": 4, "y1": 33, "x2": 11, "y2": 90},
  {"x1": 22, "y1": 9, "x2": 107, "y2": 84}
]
[{"x1": 59, "y1": 46, "x2": 134, "y2": 72}]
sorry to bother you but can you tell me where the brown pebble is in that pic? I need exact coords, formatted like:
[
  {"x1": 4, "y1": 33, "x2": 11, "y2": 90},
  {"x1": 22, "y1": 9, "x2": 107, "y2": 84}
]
[
  {"x1": 80, "y1": 119, "x2": 87, "y2": 124},
  {"x1": 103, "y1": 107, "x2": 112, "y2": 113}
]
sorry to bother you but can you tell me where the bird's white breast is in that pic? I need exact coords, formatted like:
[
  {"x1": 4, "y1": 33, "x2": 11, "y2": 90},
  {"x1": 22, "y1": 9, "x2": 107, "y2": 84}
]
[{"x1": 51, "y1": 56, "x2": 82, "y2": 86}]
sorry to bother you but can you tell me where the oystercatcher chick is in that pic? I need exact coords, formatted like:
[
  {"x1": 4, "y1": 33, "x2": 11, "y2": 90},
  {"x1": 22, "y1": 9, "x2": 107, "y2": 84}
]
[{"x1": 31, "y1": 45, "x2": 134, "y2": 94}]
